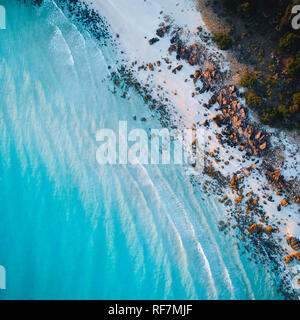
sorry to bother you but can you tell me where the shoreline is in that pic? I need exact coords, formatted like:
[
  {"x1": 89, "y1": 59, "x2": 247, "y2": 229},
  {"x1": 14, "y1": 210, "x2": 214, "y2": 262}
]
[
  {"x1": 193, "y1": 0, "x2": 249, "y2": 85},
  {"x1": 33, "y1": 0, "x2": 300, "y2": 299}
]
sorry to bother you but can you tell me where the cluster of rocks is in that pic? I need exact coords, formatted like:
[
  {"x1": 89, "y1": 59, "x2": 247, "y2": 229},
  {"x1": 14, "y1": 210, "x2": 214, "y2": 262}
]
[
  {"x1": 151, "y1": 24, "x2": 270, "y2": 158},
  {"x1": 203, "y1": 160, "x2": 230, "y2": 189},
  {"x1": 152, "y1": 23, "x2": 206, "y2": 66},
  {"x1": 194, "y1": 66, "x2": 224, "y2": 93},
  {"x1": 248, "y1": 223, "x2": 277, "y2": 235},
  {"x1": 172, "y1": 65, "x2": 183, "y2": 74},
  {"x1": 284, "y1": 253, "x2": 300, "y2": 264},
  {"x1": 284, "y1": 237, "x2": 300, "y2": 264},
  {"x1": 110, "y1": 67, "x2": 174, "y2": 128},
  {"x1": 168, "y1": 41, "x2": 204, "y2": 66},
  {"x1": 51, "y1": 0, "x2": 110, "y2": 43},
  {"x1": 155, "y1": 20, "x2": 299, "y2": 210},
  {"x1": 287, "y1": 236, "x2": 300, "y2": 251},
  {"x1": 149, "y1": 24, "x2": 271, "y2": 159},
  {"x1": 263, "y1": 164, "x2": 300, "y2": 206},
  {"x1": 156, "y1": 25, "x2": 171, "y2": 38},
  {"x1": 152, "y1": 22, "x2": 274, "y2": 159},
  {"x1": 207, "y1": 84, "x2": 269, "y2": 157}
]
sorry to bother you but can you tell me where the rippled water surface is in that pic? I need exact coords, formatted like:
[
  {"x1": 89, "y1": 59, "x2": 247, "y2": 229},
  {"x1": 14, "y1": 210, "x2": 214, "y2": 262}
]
[{"x1": 0, "y1": 0, "x2": 282, "y2": 299}]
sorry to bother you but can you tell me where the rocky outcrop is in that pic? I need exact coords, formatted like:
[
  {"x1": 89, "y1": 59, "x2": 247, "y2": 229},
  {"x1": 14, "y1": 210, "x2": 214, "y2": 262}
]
[
  {"x1": 281, "y1": 199, "x2": 289, "y2": 207},
  {"x1": 264, "y1": 164, "x2": 300, "y2": 204},
  {"x1": 287, "y1": 236, "x2": 300, "y2": 251},
  {"x1": 294, "y1": 252, "x2": 300, "y2": 261},
  {"x1": 284, "y1": 254, "x2": 295, "y2": 264},
  {"x1": 284, "y1": 252, "x2": 300, "y2": 264}
]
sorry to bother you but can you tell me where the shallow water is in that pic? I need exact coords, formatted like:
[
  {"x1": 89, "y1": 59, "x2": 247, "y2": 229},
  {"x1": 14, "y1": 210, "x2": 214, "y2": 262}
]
[{"x1": 0, "y1": 0, "x2": 282, "y2": 299}]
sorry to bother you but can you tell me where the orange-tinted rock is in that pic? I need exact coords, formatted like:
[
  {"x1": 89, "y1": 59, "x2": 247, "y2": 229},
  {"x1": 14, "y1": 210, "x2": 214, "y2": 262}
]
[
  {"x1": 248, "y1": 223, "x2": 264, "y2": 234},
  {"x1": 255, "y1": 131, "x2": 262, "y2": 140},
  {"x1": 240, "y1": 108, "x2": 246, "y2": 119},
  {"x1": 260, "y1": 142, "x2": 267, "y2": 150},
  {"x1": 294, "y1": 252, "x2": 300, "y2": 261},
  {"x1": 265, "y1": 226, "x2": 273, "y2": 234},
  {"x1": 217, "y1": 93, "x2": 223, "y2": 106},
  {"x1": 284, "y1": 255, "x2": 294, "y2": 264},
  {"x1": 287, "y1": 236, "x2": 300, "y2": 251},
  {"x1": 281, "y1": 199, "x2": 289, "y2": 207},
  {"x1": 147, "y1": 63, "x2": 154, "y2": 71}
]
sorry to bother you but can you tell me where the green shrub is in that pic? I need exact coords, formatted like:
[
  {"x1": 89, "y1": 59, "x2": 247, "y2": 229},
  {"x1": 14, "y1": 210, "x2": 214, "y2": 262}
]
[
  {"x1": 286, "y1": 56, "x2": 300, "y2": 77},
  {"x1": 240, "y1": 72, "x2": 257, "y2": 89},
  {"x1": 261, "y1": 106, "x2": 282, "y2": 124},
  {"x1": 213, "y1": 32, "x2": 233, "y2": 50},
  {"x1": 292, "y1": 92, "x2": 300, "y2": 106},
  {"x1": 246, "y1": 91, "x2": 263, "y2": 108},
  {"x1": 279, "y1": 33, "x2": 300, "y2": 53}
]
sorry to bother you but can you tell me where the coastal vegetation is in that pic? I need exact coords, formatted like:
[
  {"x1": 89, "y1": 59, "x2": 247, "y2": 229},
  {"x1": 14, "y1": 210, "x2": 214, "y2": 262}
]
[
  {"x1": 209, "y1": 0, "x2": 300, "y2": 130},
  {"x1": 212, "y1": 31, "x2": 233, "y2": 50}
]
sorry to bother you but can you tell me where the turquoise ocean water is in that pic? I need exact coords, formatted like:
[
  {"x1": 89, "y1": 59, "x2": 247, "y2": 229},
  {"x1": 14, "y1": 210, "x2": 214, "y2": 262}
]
[{"x1": 0, "y1": 0, "x2": 282, "y2": 299}]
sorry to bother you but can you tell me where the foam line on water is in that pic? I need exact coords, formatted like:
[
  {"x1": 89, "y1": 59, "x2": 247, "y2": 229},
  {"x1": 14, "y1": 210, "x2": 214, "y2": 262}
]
[
  {"x1": 149, "y1": 166, "x2": 219, "y2": 299},
  {"x1": 118, "y1": 164, "x2": 195, "y2": 298},
  {"x1": 207, "y1": 196, "x2": 256, "y2": 299}
]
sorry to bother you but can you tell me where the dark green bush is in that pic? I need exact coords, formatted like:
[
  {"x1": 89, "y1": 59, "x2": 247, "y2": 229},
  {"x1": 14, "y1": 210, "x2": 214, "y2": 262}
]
[
  {"x1": 246, "y1": 91, "x2": 263, "y2": 108},
  {"x1": 286, "y1": 55, "x2": 300, "y2": 77},
  {"x1": 292, "y1": 92, "x2": 300, "y2": 106},
  {"x1": 213, "y1": 32, "x2": 233, "y2": 50},
  {"x1": 240, "y1": 72, "x2": 257, "y2": 89},
  {"x1": 279, "y1": 33, "x2": 300, "y2": 53}
]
